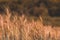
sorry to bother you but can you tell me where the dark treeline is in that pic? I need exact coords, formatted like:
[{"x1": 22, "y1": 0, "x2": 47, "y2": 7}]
[{"x1": 0, "y1": 0, "x2": 60, "y2": 17}]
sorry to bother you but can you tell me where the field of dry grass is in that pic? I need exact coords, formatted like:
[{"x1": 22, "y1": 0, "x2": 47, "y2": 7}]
[{"x1": 0, "y1": 8, "x2": 60, "y2": 40}]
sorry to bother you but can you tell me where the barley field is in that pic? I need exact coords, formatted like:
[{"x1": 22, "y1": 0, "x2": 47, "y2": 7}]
[
  {"x1": 0, "y1": 8, "x2": 60, "y2": 40},
  {"x1": 0, "y1": 0, "x2": 60, "y2": 40}
]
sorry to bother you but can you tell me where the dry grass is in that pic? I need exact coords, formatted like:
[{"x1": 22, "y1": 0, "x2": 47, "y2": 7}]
[{"x1": 0, "y1": 8, "x2": 60, "y2": 40}]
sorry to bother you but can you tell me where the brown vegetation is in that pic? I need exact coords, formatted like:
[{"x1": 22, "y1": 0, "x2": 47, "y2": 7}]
[
  {"x1": 0, "y1": 0, "x2": 60, "y2": 40},
  {"x1": 0, "y1": 8, "x2": 60, "y2": 40}
]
